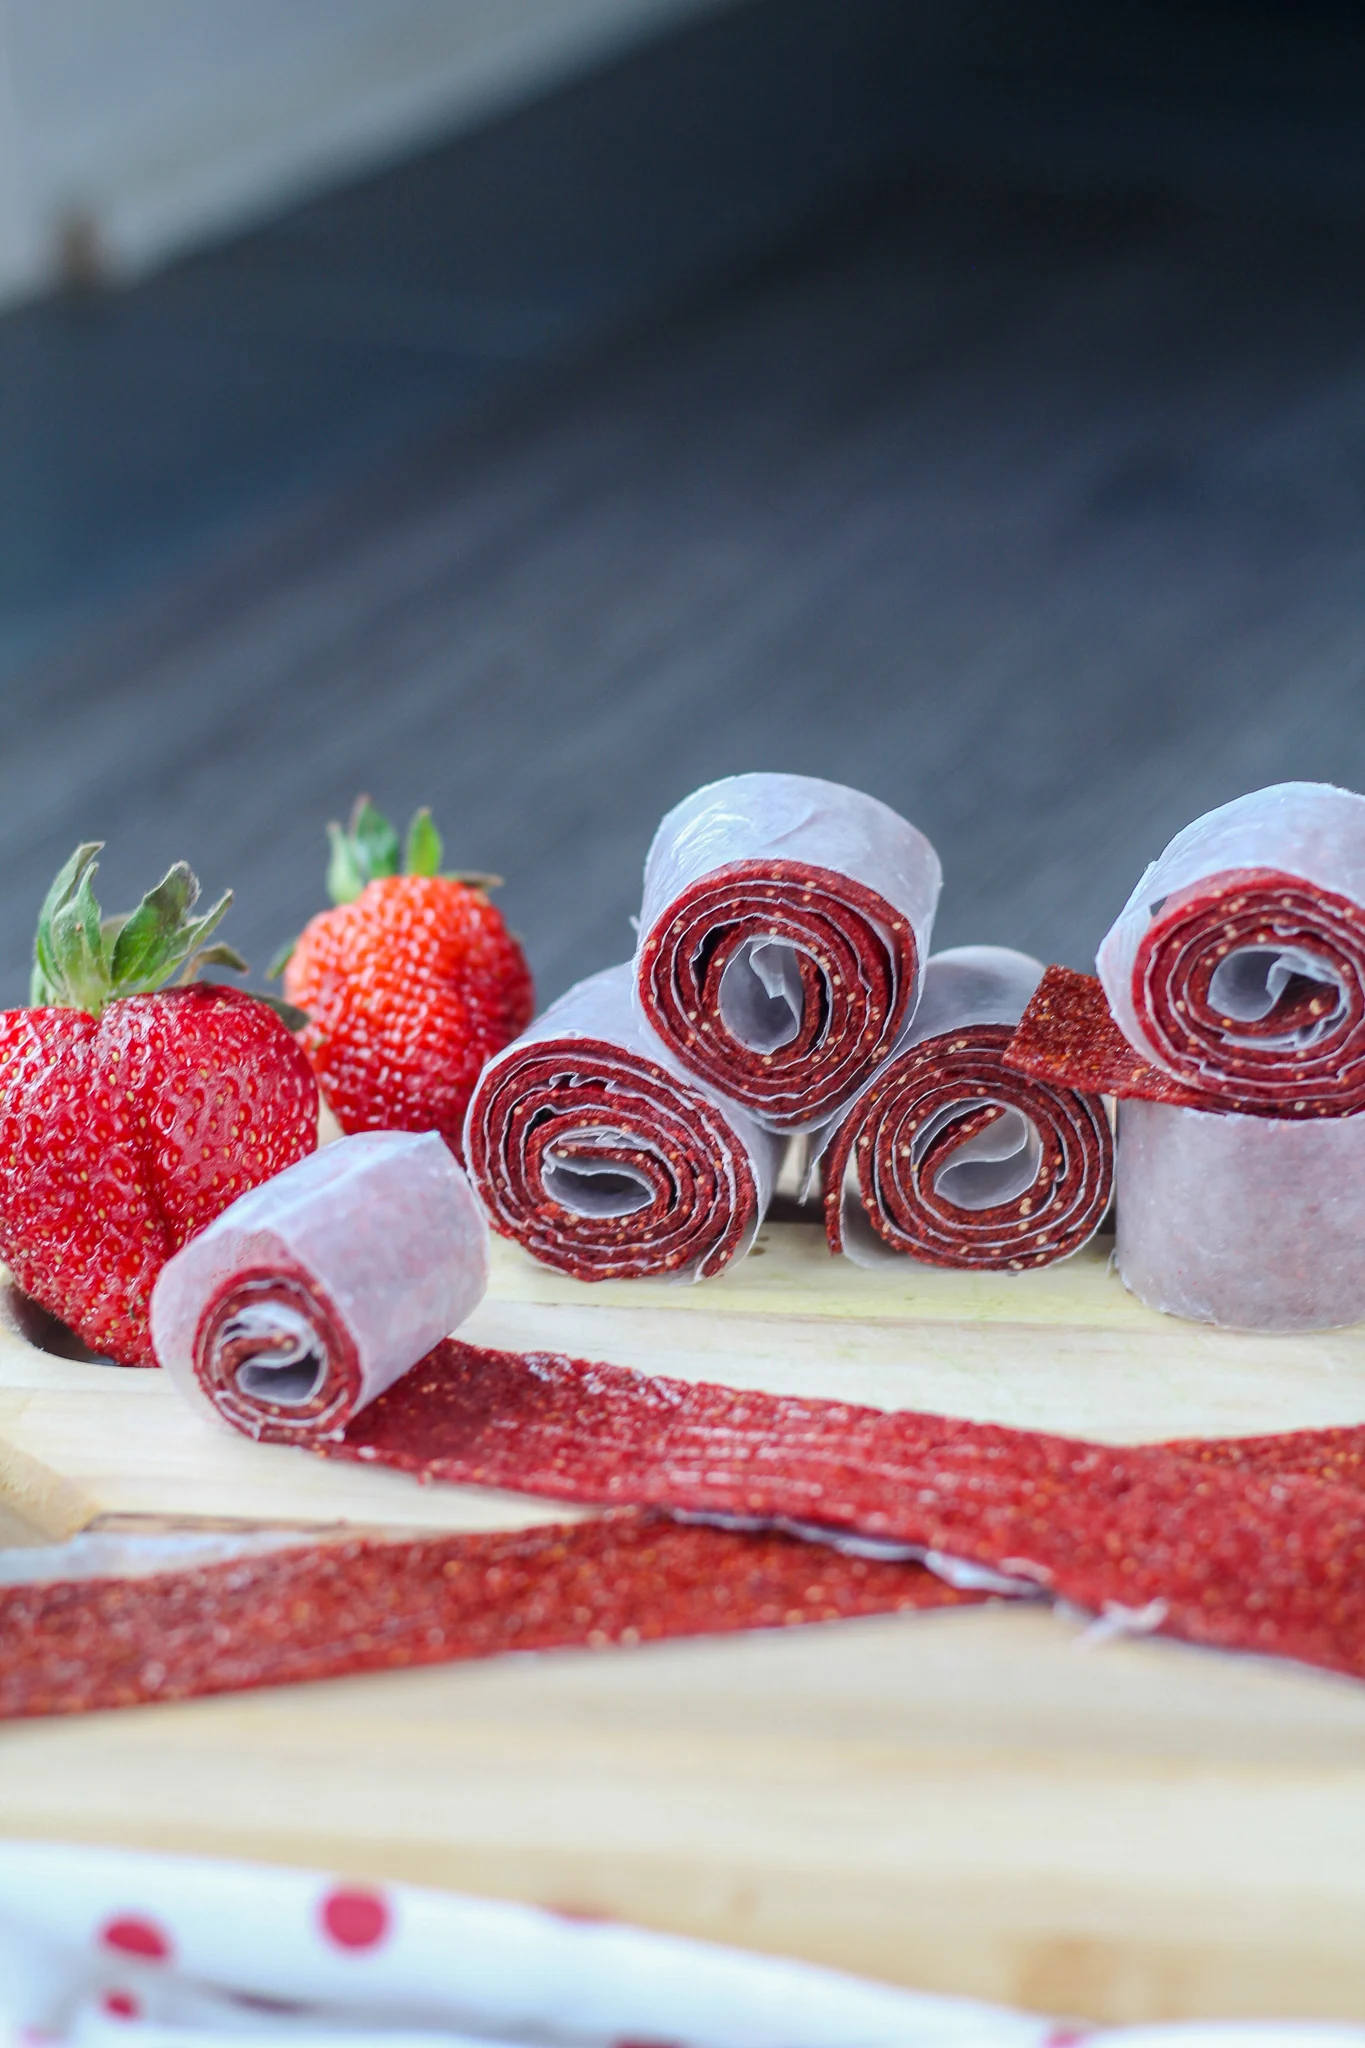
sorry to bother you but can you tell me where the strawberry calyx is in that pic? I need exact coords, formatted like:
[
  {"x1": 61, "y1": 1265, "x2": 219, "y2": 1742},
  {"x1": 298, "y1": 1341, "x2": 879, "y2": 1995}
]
[
  {"x1": 325, "y1": 795, "x2": 502, "y2": 906},
  {"x1": 268, "y1": 796, "x2": 502, "y2": 979},
  {"x1": 30, "y1": 842, "x2": 247, "y2": 1018}
]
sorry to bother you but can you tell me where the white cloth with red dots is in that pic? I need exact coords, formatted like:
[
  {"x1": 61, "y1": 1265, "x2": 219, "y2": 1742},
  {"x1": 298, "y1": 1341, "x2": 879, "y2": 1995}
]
[{"x1": 0, "y1": 1843, "x2": 1360, "y2": 2048}]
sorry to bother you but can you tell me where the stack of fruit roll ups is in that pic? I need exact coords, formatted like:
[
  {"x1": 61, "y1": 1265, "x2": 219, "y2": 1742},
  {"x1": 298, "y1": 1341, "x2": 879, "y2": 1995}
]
[
  {"x1": 817, "y1": 948, "x2": 1113, "y2": 1270},
  {"x1": 635, "y1": 773, "x2": 941, "y2": 1132},
  {"x1": 464, "y1": 963, "x2": 780, "y2": 1280},
  {"x1": 1008, "y1": 781, "x2": 1365, "y2": 1329},
  {"x1": 150, "y1": 1131, "x2": 487, "y2": 1443}
]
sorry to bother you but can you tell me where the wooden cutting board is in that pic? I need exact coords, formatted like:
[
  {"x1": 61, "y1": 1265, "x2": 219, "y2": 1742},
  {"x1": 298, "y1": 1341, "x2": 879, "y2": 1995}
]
[{"x1": 1, "y1": 1222, "x2": 1364, "y2": 2028}]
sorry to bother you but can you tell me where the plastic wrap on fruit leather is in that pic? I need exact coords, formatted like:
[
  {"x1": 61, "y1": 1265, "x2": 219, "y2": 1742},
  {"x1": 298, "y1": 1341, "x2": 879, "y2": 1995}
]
[
  {"x1": 1096, "y1": 781, "x2": 1365, "y2": 1115},
  {"x1": 812, "y1": 948, "x2": 1113, "y2": 1271},
  {"x1": 150, "y1": 1131, "x2": 489, "y2": 1442},
  {"x1": 464, "y1": 962, "x2": 782, "y2": 1282},
  {"x1": 1115, "y1": 1096, "x2": 1365, "y2": 1330},
  {"x1": 635, "y1": 772, "x2": 942, "y2": 1133}
]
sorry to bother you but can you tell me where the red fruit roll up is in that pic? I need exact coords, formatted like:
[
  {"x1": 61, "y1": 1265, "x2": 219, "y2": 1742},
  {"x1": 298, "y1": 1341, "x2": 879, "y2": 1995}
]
[
  {"x1": 149, "y1": 1131, "x2": 488, "y2": 1442},
  {"x1": 818, "y1": 948, "x2": 1113, "y2": 1270},
  {"x1": 463, "y1": 963, "x2": 781, "y2": 1280},
  {"x1": 635, "y1": 773, "x2": 942, "y2": 1132},
  {"x1": 1096, "y1": 781, "x2": 1365, "y2": 1116}
]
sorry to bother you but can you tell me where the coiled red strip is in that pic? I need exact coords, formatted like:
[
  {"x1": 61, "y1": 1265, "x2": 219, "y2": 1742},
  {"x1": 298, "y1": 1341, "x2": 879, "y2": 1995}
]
[
  {"x1": 1130, "y1": 867, "x2": 1365, "y2": 1115},
  {"x1": 822, "y1": 1026, "x2": 1113, "y2": 1269},
  {"x1": 636, "y1": 860, "x2": 916, "y2": 1130},
  {"x1": 464, "y1": 1036, "x2": 762, "y2": 1280}
]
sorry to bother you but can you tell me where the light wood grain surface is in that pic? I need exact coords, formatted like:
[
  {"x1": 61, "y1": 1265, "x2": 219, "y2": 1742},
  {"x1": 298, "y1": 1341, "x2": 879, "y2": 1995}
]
[{"x1": 2, "y1": 1224, "x2": 1364, "y2": 2026}]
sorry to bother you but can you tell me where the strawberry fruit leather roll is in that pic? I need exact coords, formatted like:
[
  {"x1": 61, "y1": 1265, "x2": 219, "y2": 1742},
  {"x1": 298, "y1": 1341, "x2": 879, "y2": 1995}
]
[
  {"x1": 819, "y1": 948, "x2": 1113, "y2": 1270},
  {"x1": 635, "y1": 773, "x2": 941, "y2": 1132},
  {"x1": 1097, "y1": 782, "x2": 1365, "y2": 1116},
  {"x1": 149, "y1": 1131, "x2": 488, "y2": 1442},
  {"x1": 463, "y1": 963, "x2": 780, "y2": 1281}
]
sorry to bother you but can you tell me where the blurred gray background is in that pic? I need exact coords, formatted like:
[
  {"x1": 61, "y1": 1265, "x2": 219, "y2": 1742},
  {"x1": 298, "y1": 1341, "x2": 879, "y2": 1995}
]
[{"x1": 3, "y1": 0, "x2": 1365, "y2": 1008}]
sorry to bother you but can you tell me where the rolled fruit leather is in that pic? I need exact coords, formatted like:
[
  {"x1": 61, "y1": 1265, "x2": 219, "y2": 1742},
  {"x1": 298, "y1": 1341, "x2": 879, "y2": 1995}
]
[
  {"x1": 1096, "y1": 781, "x2": 1365, "y2": 1115},
  {"x1": 463, "y1": 962, "x2": 781, "y2": 1280},
  {"x1": 149, "y1": 1130, "x2": 488, "y2": 1442},
  {"x1": 817, "y1": 947, "x2": 1113, "y2": 1270},
  {"x1": 1115, "y1": 1097, "x2": 1365, "y2": 1331},
  {"x1": 635, "y1": 772, "x2": 941, "y2": 1133}
]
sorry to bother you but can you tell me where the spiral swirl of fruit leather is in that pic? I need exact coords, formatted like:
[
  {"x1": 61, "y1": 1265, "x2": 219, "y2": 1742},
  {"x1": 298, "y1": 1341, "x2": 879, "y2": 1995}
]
[
  {"x1": 635, "y1": 773, "x2": 941, "y2": 1133},
  {"x1": 1096, "y1": 782, "x2": 1365, "y2": 1116},
  {"x1": 817, "y1": 948, "x2": 1113, "y2": 1270},
  {"x1": 464, "y1": 963, "x2": 780, "y2": 1281},
  {"x1": 1116, "y1": 1097, "x2": 1365, "y2": 1330},
  {"x1": 149, "y1": 1131, "x2": 488, "y2": 1443}
]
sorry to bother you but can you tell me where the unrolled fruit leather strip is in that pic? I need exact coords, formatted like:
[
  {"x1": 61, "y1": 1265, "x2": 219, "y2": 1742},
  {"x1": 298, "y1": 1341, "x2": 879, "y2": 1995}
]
[
  {"x1": 635, "y1": 772, "x2": 942, "y2": 1132},
  {"x1": 0, "y1": 1514, "x2": 977, "y2": 1719},
  {"x1": 1115, "y1": 1096, "x2": 1365, "y2": 1331},
  {"x1": 149, "y1": 1130, "x2": 488, "y2": 1442},
  {"x1": 463, "y1": 962, "x2": 780, "y2": 1281},
  {"x1": 817, "y1": 947, "x2": 1113, "y2": 1270},
  {"x1": 313, "y1": 1344, "x2": 1365, "y2": 1682},
  {"x1": 1096, "y1": 781, "x2": 1365, "y2": 1115}
]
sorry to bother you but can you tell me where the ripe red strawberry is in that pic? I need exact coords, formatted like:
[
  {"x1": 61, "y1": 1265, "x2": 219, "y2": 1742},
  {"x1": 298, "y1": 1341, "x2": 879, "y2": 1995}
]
[
  {"x1": 0, "y1": 846, "x2": 318, "y2": 1365},
  {"x1": 281, "y1": 798, "x2": 533, "y2": 1156}
]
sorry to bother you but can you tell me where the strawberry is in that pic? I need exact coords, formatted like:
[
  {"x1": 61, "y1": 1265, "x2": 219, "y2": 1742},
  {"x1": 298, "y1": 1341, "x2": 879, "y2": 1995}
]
[
  {"x1": 280, "y1": 798, "x2": 533, "y2": 1157},
  {"x1": 0, "y1": 846, "x2": 318, "y2": 1365}
]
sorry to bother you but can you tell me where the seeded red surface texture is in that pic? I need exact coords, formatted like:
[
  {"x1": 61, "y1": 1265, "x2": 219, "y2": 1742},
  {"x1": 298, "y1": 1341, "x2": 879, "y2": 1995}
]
[
  {"x1": 284, "y1": 875, "x2": 533, "y2": 1157},
  {"x1": 636, "y1": 860, "x2": 915, "y2": 1129},
  {"x1": 1004, "y1": 966, "x2": 1209, "y2": 1106},
  {"x1": 290, "y1": 1341, "x2": 1365, "y2": 1682},
  {"x1": 821, "y1": 1023, "x2": 1113, "y2": 1269},
  {"x1": 0, "y1": 1514, "x2": 972, "y2": 1719},
  {"x1": 0, "y1": 988, "x2": 317, "y2": 1366},
  {"x1": 1129, "y1": 868, "x2": 1365, "y2": 1115}
]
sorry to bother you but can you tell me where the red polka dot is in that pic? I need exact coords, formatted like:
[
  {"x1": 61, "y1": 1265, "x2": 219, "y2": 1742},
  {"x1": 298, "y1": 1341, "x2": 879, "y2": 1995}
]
[
  {"x1": 101, "y1": 1991, "x2": 141, "y2": 2021},
  {"x1": 100, "y1": 1914, "x2": 172, "y2": 1962},
  {"x1": 320, "y1": 1886, "x2": 390, "y2": 1950}
]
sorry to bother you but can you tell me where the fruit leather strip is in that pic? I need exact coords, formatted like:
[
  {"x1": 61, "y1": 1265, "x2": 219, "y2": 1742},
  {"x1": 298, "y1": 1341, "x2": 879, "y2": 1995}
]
[
  {"x1": 150, "y1": 1132, "x2": 487, "y2": 1443},
  {"x1": 1113, "y1": 1096, "x2": 1365, "y2": 1331},
  {"x1": 1004, "y1": 965, "x2": 1208, "y2": 1106},
  {"x1": 0, "y1": 1513, "x2": 973, "y2": 1719},
  {"x1": 1166, "y1": 1425, "x2": 1365, "y2": 1490},
  {"x1": 1096, "y1": 782, "x2": 1365, "y2": 1116},
  {"x1": 818, "y1": 948, "x2": 1113, "y2": 1271},
  {"x1": 302, "y1": 1343, "x2": 1365, "y2": 1682},
  {"x1": 464, "y1": 964, "x2": 780, "y2": 1281},
  {"x1": 635, "y1": 773, "x2": 942, "y2": 1132}
]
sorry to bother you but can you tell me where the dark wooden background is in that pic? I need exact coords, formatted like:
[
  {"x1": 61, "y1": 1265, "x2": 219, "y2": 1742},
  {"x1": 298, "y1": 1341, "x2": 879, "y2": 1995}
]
[{"x1": 3, "y1": 0, "x2": 1365, "y2": 1010}]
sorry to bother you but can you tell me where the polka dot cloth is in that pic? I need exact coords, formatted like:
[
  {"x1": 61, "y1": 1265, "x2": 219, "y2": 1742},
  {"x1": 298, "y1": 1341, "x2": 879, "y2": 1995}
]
[{"x1": 0, "y1": 1843, "x2": 1353, "y2": 2048}]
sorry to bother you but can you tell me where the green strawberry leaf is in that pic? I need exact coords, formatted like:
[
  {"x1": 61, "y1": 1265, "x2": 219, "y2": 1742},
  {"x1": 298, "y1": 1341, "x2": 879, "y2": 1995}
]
[
  {"x1": 404, "y1": 806, "x2": 443, "y2": 878},
  {"x1": 109, "y1": 861, "x2": 199, "y2": 990},
  {"x1": 33, "y1": 844, "x2": 108, "y2": 1013},
  {"x1": 265, "y1": 937, "x2": 296, "y2": 981},
  {"x1": 176, "y1": 941, "x2": 249, "y2": 986},
  {"x1": 252, "y1": 991, "x2": 310, "y2": 1031},
  {"x1": 351, "y1": 797, "x2": 401, "y2": 881}
]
